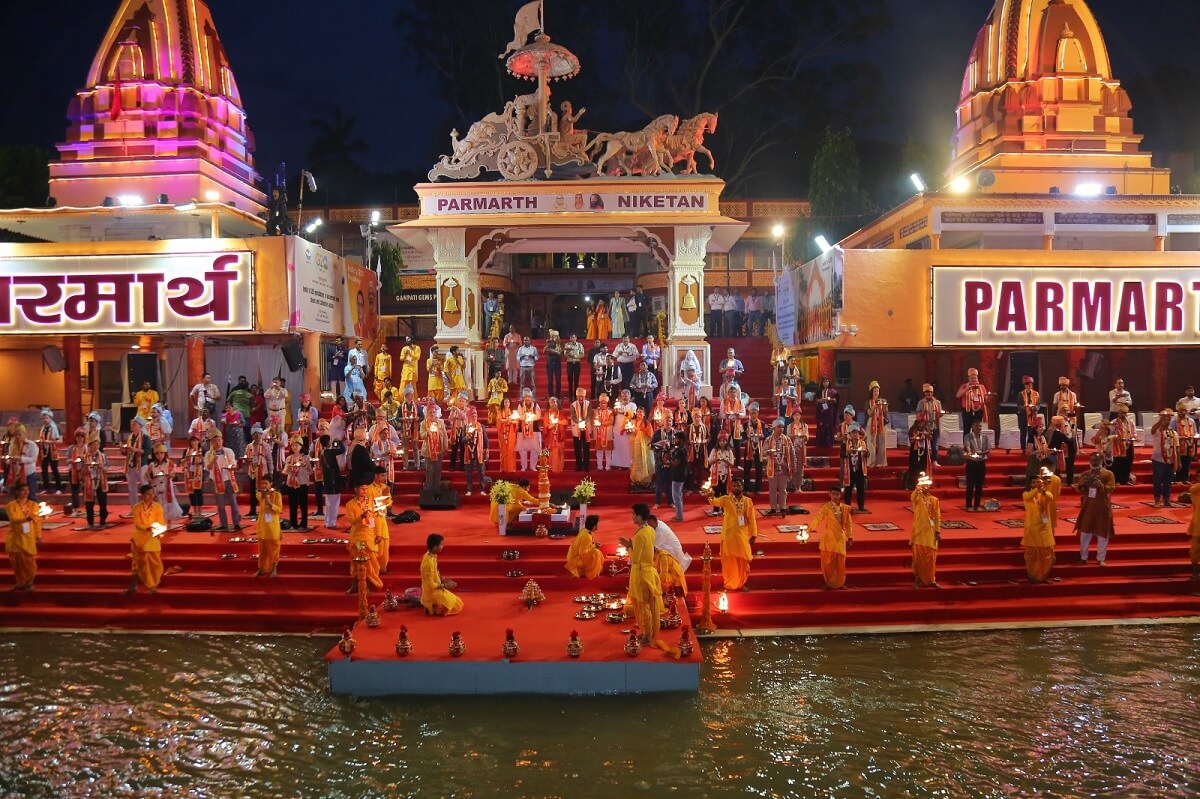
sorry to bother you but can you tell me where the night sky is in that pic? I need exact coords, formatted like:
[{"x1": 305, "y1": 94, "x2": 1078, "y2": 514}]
[{"x1": 1, "y1": 0, "x2": 1196, "y2": 195}]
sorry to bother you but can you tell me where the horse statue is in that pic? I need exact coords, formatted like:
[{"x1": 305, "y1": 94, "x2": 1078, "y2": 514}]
[
  {"x1": 665, "y1": 112, "x2": 718, "y2": 174},
  {"x1": 587, "y1": 114, "x2": 679, "y2": 177}
]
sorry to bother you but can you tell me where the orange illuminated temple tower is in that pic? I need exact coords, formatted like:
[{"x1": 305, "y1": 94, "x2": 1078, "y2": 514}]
[
  {"x1": 49, "y1": 0, "x2": 265, "y2": 215},
  {"x1": 950, "y1": 0, "x2": 1168, "y2": 195}
]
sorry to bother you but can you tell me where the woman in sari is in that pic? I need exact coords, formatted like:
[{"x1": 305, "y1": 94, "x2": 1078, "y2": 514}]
[
  {"x1": 585, "y1": 302, "x2": 598, "y2": 341},
  {"x1": 609, "y1": 290, "x2": 628, "y2": 338},
  {"x1": 629, "y1": 407, "x2": 656, "y2": 487},
  {"x1": 543, "y1": 397, "x2": 566, "y2": 473},
  {"x1": 497, "y1": 397, "x2": 518, "y2": 473},
  {"x1": 596, "y1": 301, "x2": 612, "y2": 340}
]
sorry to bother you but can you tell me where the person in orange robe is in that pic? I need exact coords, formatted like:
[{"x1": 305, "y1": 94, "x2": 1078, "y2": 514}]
[
  {"x1": 255, "y1": 483, "x2": 283, "y2": 577},
  {"x1": 420, "y1": 533, "x2": 463, "y2": 615},
  {"x1": 596, "y1": 301, "x2": 612, "y2": 340},
  {"x1": 5, "y1": 483, "x2": 41, "y2": 591},
  {"x1": 345, "y1": 482, "x2": 384, "y2": 592},
  {"x1": 1022, "y1": 469, "x2": 1057, "y2": 583},
  {"x1": 544, "y1": 398, "x2": 566, "y2": 473},
  {"x1": 566, "y1": 513, "x2": 604, "y2": 579},
  {"x1": 128, "y1": 484, "x2": 165, "y2": 593},
  {"x1": 909, "y1": 472, "x2": 940, "y2": 588},
  {"x1": 585, "y1": 302, "x2": 598, "y2": 341},
  {"x1": 498, "y1": 398, "x2": 518, "y2": 473},
  {"x1": 813, "y1": 486, "x2": 853, "y2": 589},
  {"x1": 703, "y1": 478, "x2": 756, "y2": 590}
]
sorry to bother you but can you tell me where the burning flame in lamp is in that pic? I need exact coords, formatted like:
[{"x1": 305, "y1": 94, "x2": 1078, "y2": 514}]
[
  {"x1": 36, "y1": 502, "x2": 54, "y2": 518},
  {"x1": 510, "y1": 411, "x2": 521, "y2": 421},
  {"x1": 150, "y1": 522, "x2": 168, "y2": 538},
  {"x1": 615, "y1": 545, "x2": 628, "y2": 559},
  {"x1": 794, "y1": 525, "x2": 810, "y2": 543},
  {"x1": 373, "y1": 495, "x2": 392, "y2": 514},
  {"x1": 702, "y1": 478, "x2": 712, "y2": 492},
  {"x1": 717, "y1": 591, "x2": 729, "y2": 613}
]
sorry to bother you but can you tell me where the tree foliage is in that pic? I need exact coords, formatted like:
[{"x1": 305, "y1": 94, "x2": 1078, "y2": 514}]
[
  {"x1": 376, "y1": 238, "x2": 406, "y2": 298},
  {"x1": 394, "y1": 0, "x2": 890, "y2": 195},
  {"x1": 793, "y1": 127, "x2": 874, "y2": 260}
]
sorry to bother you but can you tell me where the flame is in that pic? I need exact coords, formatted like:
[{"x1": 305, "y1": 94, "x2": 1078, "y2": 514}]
[
  {"x1": 615, "y1": 545, "x2": 628, "y2": 558},
  {"x1": 717, "y1": 591, "x2": 730, "y2": 612}
]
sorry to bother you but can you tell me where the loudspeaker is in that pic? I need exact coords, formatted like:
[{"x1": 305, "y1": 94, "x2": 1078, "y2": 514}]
[
  {"x1": 1079, "y1": 351, "x2": 1103, "y2": 381},
  {"x1": 418, "y1": 489, "x2": 460, "y2": 510},
  {"x1": 281, "y1": 339, "x2": 307, "y2": 371},
  {"x1": 42, "y1": 346, "x2": 66, "y2": 372},
  {"x1": 122, "y1": 352, "x2": 159, "y2": 399}
]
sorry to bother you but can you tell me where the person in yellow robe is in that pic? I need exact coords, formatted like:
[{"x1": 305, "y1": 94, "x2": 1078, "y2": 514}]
[
  {"x1": 255, "y1": 483, "x2": 283, "y2": 577},
  {"x1": 367, "y1": 466, "x2": 393, "y2": 574},
  {"x1": 566, "y1": 513, "x2": 605, "y2": 578},
  {"x1": 813, "y1": 486, "x2": 853, "y2": 589},
  {"x1": 128, "y1": 484, "x2": 165, "y2": 593},
  {"x1": 622, "y1": 504, "x2": 665, "y2": 645},
  {"x1": 426, "y1": 347, "x2": 446, "y2": 400},
  {"x1": 133, "y1": 381, "x2": 159, "y2": 420},
  {"x1": 398, "y1": 337, "x2": 421, "y2": 398},
  {"x1": 629, "y1": 408, "x2": 655, "y2": 487},
  {"x1": 446, "y1": 346, "x2": 467, "y2": 396},
  {"x1": 6, "y1": 483, "x2": 41, "y2": 591},
  {"x1": 1188, "y1": 482, "x2": 1200, "y2": 581},
  {"x1": 420, "y1": 533, "x2": 463, "y2": 615},
  {"x1": 373, "y1": 347, "x2": 393, "y2": 400},
  {"x1": 486, "y1": 374, "x2": 508, "y2": 425},
  {"x1": 703, "y1": 478, "x2": 756, "y2": 590},
  {"x1": 1022, "y1": 470, "x2": 1057, "y2": 583},
  {"x1": 489, "y1": 478, "x2": 538, "y2": 528},
  {"x1": 1039, "y1": 458, "x2": 1063, "y2": 533},
  {"x1": 656, "y1": 548, "x2": 688, "y2": 598},
  {"x1": 909, "y1": 472, "x2": 940, "y2": 588},
  {"x1": 345, "y1": 483, "x2": 384, "y2": 592}
]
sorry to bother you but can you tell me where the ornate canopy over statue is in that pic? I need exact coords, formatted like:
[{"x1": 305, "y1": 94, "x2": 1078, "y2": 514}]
[{"x1": 429, "y1": 0, "x2": 718, "y2": 183}]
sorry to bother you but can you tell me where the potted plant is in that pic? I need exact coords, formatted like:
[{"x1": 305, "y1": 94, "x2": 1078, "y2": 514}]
[
  {"x1": 572, "y1": 477, "x2": 596, "y2": 527},
  {"x1": 490, "y1": 479, "x2": 514, "y2": 536}
]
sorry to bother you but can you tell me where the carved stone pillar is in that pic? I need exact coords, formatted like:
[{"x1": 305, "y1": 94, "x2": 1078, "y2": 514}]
[
  {"x1": 186, "y1": 335, "x2": 205, "y2": 401},
  {"x1": 667, "y1": 225, "x2": 713, "y2": 398},
  {"x1": 63, "y1": 336, "x2": 82, "y2": 435},
  {"x1": 431, "y1": 227, "x2": 483, "y2": 396}
]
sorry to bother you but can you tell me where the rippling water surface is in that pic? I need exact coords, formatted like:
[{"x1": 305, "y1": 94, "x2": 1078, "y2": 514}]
[{"x1": 1, "y1": 626, "x2": 1198, "y2": 798}]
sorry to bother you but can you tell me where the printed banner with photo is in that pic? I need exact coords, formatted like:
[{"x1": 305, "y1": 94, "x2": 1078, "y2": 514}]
[
  {"x1": 795, "y1": 248, "x2": 843, "y2": 345},
  {"x1": 343, "y1": 259, "x2": 380, "y2": 341},
  {"x1": 286, "y1": 237, "x2": 342, "y2": 334},
  {"x1": 774, "y1": 268, "x2": 797, "y2": 347}
]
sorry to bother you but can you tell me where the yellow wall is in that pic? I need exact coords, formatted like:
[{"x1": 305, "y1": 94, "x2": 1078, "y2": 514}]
[
  {"x1": 839, "y1": 249, "x2": 933, "y2": 350},
  {"x1": 0, "y1": 350, "x2": 65, "y2": 410}
]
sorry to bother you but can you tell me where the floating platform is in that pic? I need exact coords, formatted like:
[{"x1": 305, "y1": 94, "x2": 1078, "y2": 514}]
[{"x1": 324, "y1": 592, "x2": 700, "y2": 696}]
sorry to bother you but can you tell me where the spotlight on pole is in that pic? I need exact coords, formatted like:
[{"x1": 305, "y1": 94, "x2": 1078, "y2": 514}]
[
  {"x1": 771, "y1": 223, "x2": 785, "y2": 240},
  {"x1": 910, "y1": 173, "x2": 927, "y2": 193},
  {"x1": 949, "y1": 175, "x2": 971, "y2": 194},
  {"x1": 204, "y1": 190, "x2": 220, "y2": 202},
  {"x1": 117, "y1": 194, "x2": 144, "y2": 207},
  {"x1": 1074, "y1": 182, "x2": 1103, "y2": 197},
  {"x1": 305, "y1": 217, "x2": 323, "y2": 234},
  {"x1": 814, "y1": 235, "x2": 832, "y2": 254},
  {"x1": 370, "y1": 210, "x2": 381, "y2": 224}
]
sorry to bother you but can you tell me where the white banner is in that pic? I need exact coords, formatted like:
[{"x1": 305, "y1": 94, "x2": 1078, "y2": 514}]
[
  {"x1": 287, "y1": 237, "x2": 343, "y2": 334},
  {"x1": 421, "y1": 188, "x2": 710, "y2": 216},
  {"x1": 933, "y1": 265, "x2": 1200, "y2": 346},
  {"x1": 774, "y1": 269, "x2": 796, "y2": 346},
  {"x1": 0, "y1": 251, "x2": 253, "y2": 334}
]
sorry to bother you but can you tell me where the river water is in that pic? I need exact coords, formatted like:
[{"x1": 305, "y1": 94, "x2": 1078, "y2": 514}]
[{"x1": 1, "y1": 625, "x2": 1197, "y2": 798}]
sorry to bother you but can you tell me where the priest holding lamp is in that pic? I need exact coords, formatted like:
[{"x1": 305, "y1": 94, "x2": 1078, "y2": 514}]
[{"x1": 955, "y1": 367, "x2": 989, "y2": 431}]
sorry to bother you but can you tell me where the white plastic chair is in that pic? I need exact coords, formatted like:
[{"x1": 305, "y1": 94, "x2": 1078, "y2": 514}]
[
  {"x1": 938, "y1": 413, "x2": 963, "y2": 449},
  {"x1": 997, "y1": 413, "x2": 1022, "y2": 451},
  {"x1": 1139, "y1": 412, "x2": 1156, "y2": 446},
  {"x1": 1080, "y1": 412, "x2": 1102, "y2": 447}
]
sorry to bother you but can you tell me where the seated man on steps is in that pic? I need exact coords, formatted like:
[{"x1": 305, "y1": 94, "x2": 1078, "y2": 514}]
[{"x1": 421, "y1": 533, "x2": 463, "y2": 616}]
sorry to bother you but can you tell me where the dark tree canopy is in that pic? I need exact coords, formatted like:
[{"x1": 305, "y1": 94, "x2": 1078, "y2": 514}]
[{"x1": 393, "y1": 0, "x2": 890, "y2": 196}]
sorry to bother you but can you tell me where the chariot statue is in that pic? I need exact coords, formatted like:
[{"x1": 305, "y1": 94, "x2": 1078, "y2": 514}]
[{"x1": 428, "y1": 1, "x2": 719, "y2": 183}]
